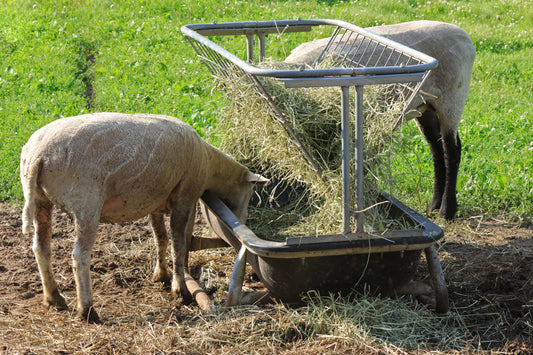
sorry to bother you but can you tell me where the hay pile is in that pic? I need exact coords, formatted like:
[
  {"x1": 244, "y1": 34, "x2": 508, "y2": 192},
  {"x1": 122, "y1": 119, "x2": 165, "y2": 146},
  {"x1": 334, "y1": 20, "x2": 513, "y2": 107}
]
[{"x1": 211, "y1": 63, "x2": 418, "y2": 240}]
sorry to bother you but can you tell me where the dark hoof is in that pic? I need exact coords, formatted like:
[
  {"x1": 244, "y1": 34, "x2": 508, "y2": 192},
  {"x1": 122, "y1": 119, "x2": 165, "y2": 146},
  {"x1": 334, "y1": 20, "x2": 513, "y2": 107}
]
[
  {"x1": 80, "y1": 307, "x2": 101, "y2": 324},
  {"x1": 172, "y1": 290, "x2": 193, "y2": 306},
  {"x1": 178, "y1": 292, "x2": 194, "y2": 306},
  {"x1": 438, "y1": 207, "x2": 457, "y2": 220},
  {"x1": 427, "y1": 198, "x2": 442, "y2": 213},
  {"x1": 183, "y1": 292, "x2": 193, "y2": 305}
]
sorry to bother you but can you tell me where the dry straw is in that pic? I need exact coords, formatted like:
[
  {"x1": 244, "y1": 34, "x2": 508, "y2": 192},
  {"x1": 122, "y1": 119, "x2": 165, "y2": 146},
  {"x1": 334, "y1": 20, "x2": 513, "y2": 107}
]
[{"x1": 212, "y1": 62, "x2": 419, "y2": 240}]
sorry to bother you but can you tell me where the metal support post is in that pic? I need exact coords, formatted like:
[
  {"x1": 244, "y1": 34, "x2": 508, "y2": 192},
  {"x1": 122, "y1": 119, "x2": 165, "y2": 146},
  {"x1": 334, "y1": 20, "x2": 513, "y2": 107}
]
[
  {"x1": 341, "y1": 86, "x2": 351, "y2": 234},
  {"x1": 225, "y1": 244, "x2": 248, "y2": 306},
  {"x1": 246, "y1": 34, "x2": 254, "y2": 63},
  {"x1": 258, "y1": 33, "x2": 266, "y2": 62},
  {"x1": 424, "y1": 245, "x2": 449, "y2": 313},
  {"x1": 354, "y1": 85, "x2": 365, "y2": 232}
]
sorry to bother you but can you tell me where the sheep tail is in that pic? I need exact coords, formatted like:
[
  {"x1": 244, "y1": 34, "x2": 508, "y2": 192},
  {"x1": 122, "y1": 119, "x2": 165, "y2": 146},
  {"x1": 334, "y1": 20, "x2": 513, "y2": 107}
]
[{"x1": 20, "y1": 157, "x2": 41, "y2": 235}]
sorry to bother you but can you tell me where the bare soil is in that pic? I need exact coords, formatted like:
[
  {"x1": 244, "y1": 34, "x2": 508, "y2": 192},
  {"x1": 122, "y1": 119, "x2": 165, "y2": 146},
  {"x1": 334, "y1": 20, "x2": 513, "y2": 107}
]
[{"x1": 0, "y1": 201, "x2": 531, "y2": 354}]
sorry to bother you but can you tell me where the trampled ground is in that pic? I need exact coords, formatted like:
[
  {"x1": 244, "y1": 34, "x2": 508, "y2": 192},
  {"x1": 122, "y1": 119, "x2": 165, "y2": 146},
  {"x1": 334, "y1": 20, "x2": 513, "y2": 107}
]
[{"x1": 0, "y1": 201, "x2": 531, "y2": 354}]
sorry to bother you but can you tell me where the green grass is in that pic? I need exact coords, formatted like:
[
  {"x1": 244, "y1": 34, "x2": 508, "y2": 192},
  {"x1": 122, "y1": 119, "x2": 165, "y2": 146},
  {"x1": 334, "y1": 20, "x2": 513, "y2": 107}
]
[{"x1": 0, "y1": 0, "x2": 531, "y2": 220}]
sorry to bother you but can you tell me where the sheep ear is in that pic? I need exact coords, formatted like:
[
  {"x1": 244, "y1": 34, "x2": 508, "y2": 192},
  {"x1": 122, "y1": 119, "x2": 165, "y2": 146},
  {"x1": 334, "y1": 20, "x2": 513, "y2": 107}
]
[{"x1": 244, "y1": 171, "x2": 269, "y2": 185}]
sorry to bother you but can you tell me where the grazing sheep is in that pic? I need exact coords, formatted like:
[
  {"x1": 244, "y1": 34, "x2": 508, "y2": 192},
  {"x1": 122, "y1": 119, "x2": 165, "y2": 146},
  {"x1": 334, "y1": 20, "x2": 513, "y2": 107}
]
[
  {"x1": 20, "y1": 112, "x2": 267, "y2": 322},
  {"x1": 285, "y1": 21, "x2": 475, "y2": 220}
]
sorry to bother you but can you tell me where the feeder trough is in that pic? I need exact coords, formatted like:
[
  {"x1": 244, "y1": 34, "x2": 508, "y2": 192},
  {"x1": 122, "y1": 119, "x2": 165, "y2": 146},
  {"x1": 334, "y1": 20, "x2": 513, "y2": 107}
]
[{"x1": 182, "y1": 19, "x2": 449, "y2": 312}]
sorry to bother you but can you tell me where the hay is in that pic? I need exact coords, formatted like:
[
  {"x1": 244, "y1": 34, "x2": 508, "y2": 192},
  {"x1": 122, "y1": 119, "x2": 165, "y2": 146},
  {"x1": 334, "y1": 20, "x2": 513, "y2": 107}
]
[{"x1": 212, "y1": 62, "x2": 418, "y2": 240}]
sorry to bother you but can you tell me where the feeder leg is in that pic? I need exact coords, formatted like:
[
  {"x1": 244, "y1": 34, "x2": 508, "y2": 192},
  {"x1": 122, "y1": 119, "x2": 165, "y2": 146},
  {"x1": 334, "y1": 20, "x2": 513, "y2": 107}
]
[
  {"x1": 258, "y1": 33, "x2": 266, "y2": 62},
  {"x1": 225, "y1": 245, "x2": 247, "y2": 307},
  {"x1": 341, "y1": 86, "x2": 351, "y2": 234},
  {"x1": 425, "y1": 245, "x2": 449, "y2": 313},
  {"x1": 246, "y1": 34, "x2": 254, "y2": 63},
  {"x1": 354, "y1": 85, "x2": 365, "y2": 232}
]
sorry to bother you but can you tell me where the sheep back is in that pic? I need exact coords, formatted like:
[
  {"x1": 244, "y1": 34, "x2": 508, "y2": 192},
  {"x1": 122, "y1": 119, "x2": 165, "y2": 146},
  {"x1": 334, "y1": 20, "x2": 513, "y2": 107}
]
[
  {"x1": 21, "y1": 113, "x2": 210, "y2": 223},
  {"x1": 285, "y1": 21, "x2": 475, "y2": 129}
]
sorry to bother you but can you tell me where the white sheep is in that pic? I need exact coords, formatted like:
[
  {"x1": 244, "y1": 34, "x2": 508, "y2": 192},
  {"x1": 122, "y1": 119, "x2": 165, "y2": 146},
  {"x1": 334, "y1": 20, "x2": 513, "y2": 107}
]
[
  {"x1": 20, "y1": 112, "x2": 267, "y2": 322},
  {"x1": 285, "y1": 21, "x2": 475, "y2": 219}
]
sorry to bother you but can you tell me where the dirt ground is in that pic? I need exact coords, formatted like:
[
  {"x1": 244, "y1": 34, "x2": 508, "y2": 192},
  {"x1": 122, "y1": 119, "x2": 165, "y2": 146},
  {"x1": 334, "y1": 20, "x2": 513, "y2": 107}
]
[{"x1": 0, "y1": 201, "x2": 531, "y2": 353}]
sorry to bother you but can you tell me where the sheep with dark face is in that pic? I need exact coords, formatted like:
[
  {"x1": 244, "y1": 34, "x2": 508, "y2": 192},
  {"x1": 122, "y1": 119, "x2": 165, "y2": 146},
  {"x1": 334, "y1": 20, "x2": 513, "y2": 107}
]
[
  {"x1": 20, "y1": 112, "x2": 267, "y2": 322},
  {"x1": 285, "y1": 21, "x2": 475, "y2": 220}
]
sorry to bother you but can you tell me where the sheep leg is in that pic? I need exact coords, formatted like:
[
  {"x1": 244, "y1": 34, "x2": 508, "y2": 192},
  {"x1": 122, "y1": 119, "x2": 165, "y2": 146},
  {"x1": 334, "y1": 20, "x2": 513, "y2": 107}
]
[
  {"x1": 150, "y1": 213, "x2": 171, "y2": 284},
  {"x1": 169, "y1": 202, "x2": 194, "y2": 305},
  {"x1": 183, "y1": 207, "x2": 196, "y2": 272},
  {"x1": 32, "y1": 199, "x2": 68, "y2": 310},
  {"x1": 440, "y1": 131, "x2": 461, "y2": 220},
  {"x1": 415, "y1": 109, "x2": 446, "y2": 213},
  {"x1": 72, "y1": 211, "x2": 100, "y2": 323}
]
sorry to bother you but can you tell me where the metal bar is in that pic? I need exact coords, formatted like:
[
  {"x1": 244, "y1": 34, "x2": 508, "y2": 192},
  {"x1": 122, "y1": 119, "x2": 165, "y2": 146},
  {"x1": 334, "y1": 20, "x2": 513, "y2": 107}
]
[
  {"x1": 183, "y1": 19, "x2": 438, "y2": 63},
  {"x1": 340, "y1": 37, "x2": 363, "y2": 67},
  {"x1": 373, "y1": 44, "x2": 388, "y2": 67},
  {"x1": 341, "y1": 33, "x2": 364, "y2": 68},
  {"x1": 341, "y1": 86, "x2": 351, "y2": 235},
  {"x1": 201, "y1": 190, "x2": 444, "y2": 259},
  {"x1": 354, "y1": 85, "x2": 365, "y2": 232},
  {"x1": 185, "y1": 18, "x2": 443, "y2": 258},
  {"x1": 258, "y1": 33, "x2": 266, "y2": 62},
  {"x1": 190, "y1": 25, "x2": 314, "y2": 36},
  {"x1": 383, "y1": 46, "x2": 396, "y2": 67},
  {"x1": 189, "y1": 236, "x2": 229, "y2": 251},
  {"x1": 197, "y1": 191, "x2": 443, "y2": 258},
  {"x1": 285, "y1": 228, "x2": 423, "y2": 246},
  {"x1": 181, "y1": 20, "x2": 438, "y2": 79},
  {"x1": 395, "y1": 72, "x2": 431, "y2": 128},
  {"x1": 424, "y1": 245, "x2": 449, "y2": 313},
  {"x1": 335, "y1": 29, "x2": 357, "y2": 64},
  {"x1": 186, "y1": 39, "x2": 216, "y2": 76},
  {"x1": 246, "y1": 34, "x2": 254, "y2": 63},
  {"x1": 280, "y1": 72, "x2": 425, "y2": 88},
  {"x1": 358, "y1": 37, "x2": 373, "y2": 67},
  {"x1": 225, "y1": 244, "x2": 248, "y2": 306},
  {"x1": 189, "y1": 38, "x2": 232, "y2": 78},
  {"x1": 315, "y1": 26, "x2": 341, "y2": 65}
]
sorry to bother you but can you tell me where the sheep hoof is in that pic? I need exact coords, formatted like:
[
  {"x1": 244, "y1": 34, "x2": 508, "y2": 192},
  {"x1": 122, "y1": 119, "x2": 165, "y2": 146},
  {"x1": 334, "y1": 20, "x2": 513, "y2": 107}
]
[
  {"x1": 172, "y1": 289, "x2": 193, "y2": 306},
  {"x1": 438, "y1": 202, "x2": 457, "y2": 220},
  {"x1": 183, "y1": 292, "x2": 194, "y2": 305},
  {"x1": 79, "y1": 307, "x2": 100, "y2": 324},
  {"x1": 44, "y1": 290, "x2": 68, "y2": 310},
  {"x1": 152, "y1": 269, "x2": 172, "y2": 285},
  {"x1": 439, "y1": 208, "x2": 456, "y2": 220},
  {"x1": 427, "y1": 198, "x2": 442, "y2": 213}
]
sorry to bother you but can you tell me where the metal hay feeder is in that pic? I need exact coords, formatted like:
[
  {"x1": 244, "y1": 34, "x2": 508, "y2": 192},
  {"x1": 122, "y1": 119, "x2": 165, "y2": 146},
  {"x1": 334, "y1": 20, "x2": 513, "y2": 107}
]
[{"x1": 182, "y1": 19, "x2": 448, "y2": 312}]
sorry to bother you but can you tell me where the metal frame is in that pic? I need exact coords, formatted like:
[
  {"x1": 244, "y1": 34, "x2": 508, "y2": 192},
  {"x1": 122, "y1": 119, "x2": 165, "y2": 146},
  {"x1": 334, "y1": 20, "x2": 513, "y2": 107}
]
[
  {"x1": 182, "y1": 18, "x2": 437, "y2": 234},
  {"x1": 200, "y1": 190, "x2": 443, "y2": 259}
]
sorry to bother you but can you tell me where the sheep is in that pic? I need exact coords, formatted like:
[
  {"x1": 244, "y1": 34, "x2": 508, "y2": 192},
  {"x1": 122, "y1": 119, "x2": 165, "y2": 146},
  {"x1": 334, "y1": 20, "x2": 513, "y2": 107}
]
[
  {"x1": 285, "y1": 21, "x2": 475, "y2": 220},
  {"x1": 20, "y1": 112, "x2": 267, "y2": 323}
]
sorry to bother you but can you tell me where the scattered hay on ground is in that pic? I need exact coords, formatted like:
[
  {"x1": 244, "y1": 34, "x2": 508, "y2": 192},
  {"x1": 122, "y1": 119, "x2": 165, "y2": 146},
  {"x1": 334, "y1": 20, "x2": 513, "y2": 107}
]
[{"x1": 1, "y1": 202, "x2": 531, "y2": 354}]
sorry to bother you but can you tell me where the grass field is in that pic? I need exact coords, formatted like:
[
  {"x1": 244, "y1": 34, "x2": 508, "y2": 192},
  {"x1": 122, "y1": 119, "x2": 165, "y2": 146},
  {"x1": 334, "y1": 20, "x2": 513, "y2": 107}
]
[{"x1": 0, "y1": 0, "x2": 531, "y2": 220}]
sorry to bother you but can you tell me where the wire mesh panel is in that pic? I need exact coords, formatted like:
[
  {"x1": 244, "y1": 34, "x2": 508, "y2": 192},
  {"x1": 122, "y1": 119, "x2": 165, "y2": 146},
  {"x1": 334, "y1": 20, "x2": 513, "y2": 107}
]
[
  {"x1": 313, "y1": 26, "x2": 429, "y2": 121},
  {"x1": 182, "y1": 19, "x2": 437, "y2": 235},
  {"x1": 182, "y1": 19, "x2": 436, "y2": 137}
]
